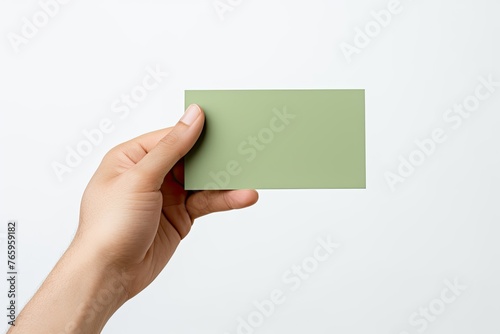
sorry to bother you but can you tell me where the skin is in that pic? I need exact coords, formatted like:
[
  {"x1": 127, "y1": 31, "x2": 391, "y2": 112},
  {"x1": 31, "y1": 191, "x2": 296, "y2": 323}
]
[{"x1": 9, "y1": 104, "x2": 258, "y2": 333}]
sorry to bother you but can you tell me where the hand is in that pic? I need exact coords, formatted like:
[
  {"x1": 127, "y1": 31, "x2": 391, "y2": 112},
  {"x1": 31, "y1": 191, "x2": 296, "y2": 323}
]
[
  {"x1": 77, "y1": 103, "x2": 258, "y2": 298},
  {"x1": 10, "y1": 104, "x2": 258, "y2": 334}
]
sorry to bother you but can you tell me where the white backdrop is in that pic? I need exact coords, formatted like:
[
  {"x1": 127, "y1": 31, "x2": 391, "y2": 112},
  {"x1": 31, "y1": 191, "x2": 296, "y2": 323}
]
[{"x1": 1, "y1": 0, "x2": 499, "y2": 333}]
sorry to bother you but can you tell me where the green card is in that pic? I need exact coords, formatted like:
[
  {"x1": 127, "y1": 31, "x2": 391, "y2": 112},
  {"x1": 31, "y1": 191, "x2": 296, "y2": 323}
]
[{"x1": 184, "y1": 90, "x2": 366, "y2": 190}]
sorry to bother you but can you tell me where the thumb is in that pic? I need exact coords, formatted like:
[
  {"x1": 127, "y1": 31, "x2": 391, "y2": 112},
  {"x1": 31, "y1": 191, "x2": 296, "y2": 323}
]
[{"x1": 132, "y1": 104, "x2": 204, "y2": 189}]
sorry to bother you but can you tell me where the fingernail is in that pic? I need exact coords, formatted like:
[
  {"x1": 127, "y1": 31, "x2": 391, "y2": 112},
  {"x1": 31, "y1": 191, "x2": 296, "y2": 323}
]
[{"x1": 180, "y1": 104, "x2": 201, "y2": 126}]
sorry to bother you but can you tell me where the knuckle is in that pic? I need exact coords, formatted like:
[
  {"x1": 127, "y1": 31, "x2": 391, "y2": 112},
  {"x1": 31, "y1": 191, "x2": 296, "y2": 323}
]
[
  {"x1": 193, "y1": 192, "x2": 212, "y2": 213},
  {"x1": 160, "y1": 132, "x2": 179, "y2": 147},
  {"x1": 159, "y1": 132, "x2": 184, "y2": 161},
  {"x1": 222, "y1": 192, "x2": 235, "y2": 210},
  {"x1": 103, "y1": 144, "x2": 122, "y2": 161}
]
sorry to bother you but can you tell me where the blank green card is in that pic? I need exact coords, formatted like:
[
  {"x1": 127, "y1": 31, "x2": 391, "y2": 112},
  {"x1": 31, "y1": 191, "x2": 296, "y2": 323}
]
[{"x1": 184, "y1": 90, "x2": 365, "y2": 190}]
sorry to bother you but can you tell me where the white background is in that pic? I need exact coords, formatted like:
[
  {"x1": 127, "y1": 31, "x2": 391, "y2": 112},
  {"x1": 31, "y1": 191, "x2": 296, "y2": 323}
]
[{"x1": 1, "y1": 0, "x2": 499, "y2": 333}]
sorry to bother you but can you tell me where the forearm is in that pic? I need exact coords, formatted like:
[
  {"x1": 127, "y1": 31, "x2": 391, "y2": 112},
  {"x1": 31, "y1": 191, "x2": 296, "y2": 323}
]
[{"x1": 9, "y1": 241, "x2": 129, "y2": 334}]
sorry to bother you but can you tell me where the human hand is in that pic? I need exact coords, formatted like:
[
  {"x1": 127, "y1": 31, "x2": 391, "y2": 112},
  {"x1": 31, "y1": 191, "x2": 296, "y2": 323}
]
[
  {"x1": 10, "y1": 104, "x2": 258, "y2": 334},
  {"x1": 76, "y1": 104, "x2": 259, "y2": 298}
]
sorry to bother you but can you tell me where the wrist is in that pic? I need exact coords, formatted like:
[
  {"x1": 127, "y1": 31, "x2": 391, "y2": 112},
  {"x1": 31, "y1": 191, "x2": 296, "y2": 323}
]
[
  {"x1": 10, "y1": 238, "x2": 130, "y2": 334},
  {"x1": 60, "y1": 238, "x2": 130, "y2": 332}
]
